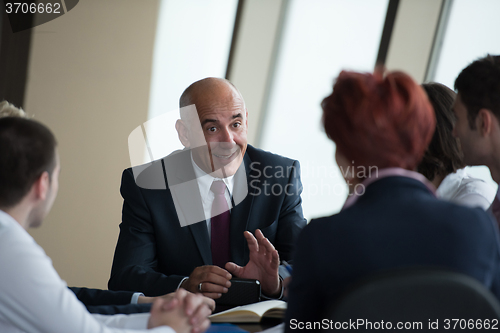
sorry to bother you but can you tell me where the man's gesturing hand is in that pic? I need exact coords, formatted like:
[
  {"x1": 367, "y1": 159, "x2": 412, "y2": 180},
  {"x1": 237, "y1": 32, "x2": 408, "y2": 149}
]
[
  {"x1": 181, "y1": 265, "x2": 232, "y2": 299},
  {"x1": 225, "y1": 229, "x2": 281, "y2": 297}
]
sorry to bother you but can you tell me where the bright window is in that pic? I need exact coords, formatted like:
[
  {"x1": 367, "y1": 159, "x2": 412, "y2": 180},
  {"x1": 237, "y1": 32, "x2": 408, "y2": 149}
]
[
  {"x1": 145, "y1": 0, "x2": 238, "y2": 161},
  {"x1": 259, "y1": 0, "x2": 389, "y2": 221}
]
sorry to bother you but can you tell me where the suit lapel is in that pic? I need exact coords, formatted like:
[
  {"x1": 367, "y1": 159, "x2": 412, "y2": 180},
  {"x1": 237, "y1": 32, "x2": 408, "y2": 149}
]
[
  {"x1": 188, "y1": 221, "x2": 212, "y2": 265},
  {"x1": 163, "y1": 149, "x2": 212, "y2": 265},
  {"x1": 229, "y1": 154, "x2": 257, "y2": 265}
]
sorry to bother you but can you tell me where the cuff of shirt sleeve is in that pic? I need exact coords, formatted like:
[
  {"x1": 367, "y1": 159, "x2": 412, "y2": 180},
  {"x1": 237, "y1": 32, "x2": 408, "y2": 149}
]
[
  {"x1": 131, "y1": 292, "x2": 144, "y2": 304},
  {"x1": 177, "y1": 277, "x2": 189, "y2": 290},
  {"x1": 261, "y1": 275, "x2": 284, "y2": 300}
]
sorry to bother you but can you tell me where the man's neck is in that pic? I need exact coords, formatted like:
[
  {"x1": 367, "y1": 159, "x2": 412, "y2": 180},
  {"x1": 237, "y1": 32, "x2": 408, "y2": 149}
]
[
  {"x1": 2, "y1": 203, "x2": 31, "y2": 230},
  {"x1": 485, "y1": 125, "x2": 500, "y2": 184},
  {"x1": 431, "y1": 173, "x2": 446, "y2": 189},
  {"x1": 485, "y1": 143, "x2": 500, "y2": 184}
]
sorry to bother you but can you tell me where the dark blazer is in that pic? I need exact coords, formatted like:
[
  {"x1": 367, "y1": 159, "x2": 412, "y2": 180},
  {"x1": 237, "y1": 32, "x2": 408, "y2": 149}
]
[
  {"x1": 69, "y1": 287, "x2": 151, "y2": 314},
  {"x1": 108, "y1": 145, "x2": 307, "y2": 296},
  {"x1": 285, "y1": 176, "x2": 500, "y2": 331}
]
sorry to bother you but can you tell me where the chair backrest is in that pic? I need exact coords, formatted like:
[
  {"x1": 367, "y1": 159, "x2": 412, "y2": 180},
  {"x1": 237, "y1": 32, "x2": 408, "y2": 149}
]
[{"x1": 327, "y1": 268, "x2": 500, "y2": 332}]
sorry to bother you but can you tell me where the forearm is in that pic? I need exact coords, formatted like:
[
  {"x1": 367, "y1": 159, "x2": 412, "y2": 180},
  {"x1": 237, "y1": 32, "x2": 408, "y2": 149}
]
[
  {"x1": 86, "y1": 303, "x2": 152, "y2": 315},
  {"x1": 109, "y1": 266, "x2": 185, "y2": 296},
  {"x1": 69, "y1": 287, "x2": 135, "y2": 306}
]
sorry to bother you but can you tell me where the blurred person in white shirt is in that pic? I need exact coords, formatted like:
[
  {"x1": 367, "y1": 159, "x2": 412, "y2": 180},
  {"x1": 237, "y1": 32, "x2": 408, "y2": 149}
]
[{"x1": 0, "y1": 116, "x2": 212, "y2": 333}]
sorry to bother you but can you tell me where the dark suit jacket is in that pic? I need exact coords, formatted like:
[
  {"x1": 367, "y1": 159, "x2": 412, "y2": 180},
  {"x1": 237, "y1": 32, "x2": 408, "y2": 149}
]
[
  {"x1": 108, "y1": 145, "x2": 307, "y2": 296},
  {"x1": 69, "y1": 287, "x2": 151, "y2": 314},
  {"x1": 285, "y1": 176, "x2": 500, "y2": 331}
]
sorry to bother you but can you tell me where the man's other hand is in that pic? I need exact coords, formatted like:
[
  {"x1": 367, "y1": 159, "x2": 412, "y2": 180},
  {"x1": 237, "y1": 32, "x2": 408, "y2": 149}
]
[
  {"x1": 139, "y1": 291, "x2": 216, "y2": 312},
  {"x1": 181, "y1": 265, "x2": 232, "y2": 299},
  {"x1": 147, "y1": 288, "x2": 211, "y2": 333},
  {"x1": 225, "y1": 229, "x2": 281, "y2": 297}
]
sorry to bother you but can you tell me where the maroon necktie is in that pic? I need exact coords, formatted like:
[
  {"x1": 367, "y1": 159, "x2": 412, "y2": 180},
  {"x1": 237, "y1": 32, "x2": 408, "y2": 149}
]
[{"x1": 210, "y1": 180, "x2": 230, "y2": 268}]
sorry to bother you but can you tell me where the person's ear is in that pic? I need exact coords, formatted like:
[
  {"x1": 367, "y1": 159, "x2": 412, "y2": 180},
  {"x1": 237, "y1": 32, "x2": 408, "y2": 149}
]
[
  {"x1": 477, "y1": 109, "x2": 494, "y2": 136},
  {"x1": 245, "y1": 110, "x2": 248, "y2": 128},
  {"x1": 33, "y1": 171, "x2": 50, "y2": 201},
  {"x1": 175, "y1": 120, "x2": 191, "y2": 148}
]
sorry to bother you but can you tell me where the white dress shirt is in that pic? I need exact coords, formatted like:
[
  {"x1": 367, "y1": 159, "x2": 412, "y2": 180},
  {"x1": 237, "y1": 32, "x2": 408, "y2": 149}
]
[
  {"x1": 130, "y1": 292, "x2": 144, "y2": 304},
  {"x1": 436, "y1": 168, "x2": 496, "y2": 210},
  {"x1": 0, "y1": 210, "x2": 174, "y2": 333},
  {"x1": 191, "y1": 153, "x2": 234, "y2": 241}
]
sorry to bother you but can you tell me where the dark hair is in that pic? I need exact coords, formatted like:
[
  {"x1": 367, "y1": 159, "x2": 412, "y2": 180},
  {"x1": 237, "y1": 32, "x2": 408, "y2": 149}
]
[
  {"x1": 454, "y1": 54, "x2": 500, "y2": 129},
  {"x1": 322, "y1": 70, "x2": 435, "y2": 170},
  {"x1": 0, "y1": 117, "x2": 57, "y2": 208},
  {"x1": 417, "y1": 83, "x2": 465, "y2": 181}
]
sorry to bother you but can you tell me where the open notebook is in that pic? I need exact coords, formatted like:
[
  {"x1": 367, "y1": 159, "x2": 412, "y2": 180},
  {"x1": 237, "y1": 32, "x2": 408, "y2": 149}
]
[{"x1": 209, "y1": 300, "x2": 287, "y2": 323}]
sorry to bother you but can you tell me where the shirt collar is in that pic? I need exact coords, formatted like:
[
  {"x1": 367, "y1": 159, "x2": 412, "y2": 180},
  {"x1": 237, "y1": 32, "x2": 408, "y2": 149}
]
[
  {"x1": 436, "y1": 168, "x2": 466, "y2": 199},
  {"x1": 342, "y1": 167, "x2": 436, "y2": 210},
  {"x1": 191, "y1": 152, "x2": 235, "y2": 198}
]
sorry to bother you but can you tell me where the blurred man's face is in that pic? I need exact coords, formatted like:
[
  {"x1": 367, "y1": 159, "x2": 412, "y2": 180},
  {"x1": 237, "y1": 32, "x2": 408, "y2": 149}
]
[
  {"x1": 187, "y1": 89, "x2": 248, "y2": 178},
  {"x1": 452, "y1": 93, "x2": 483, "y2": 166}
]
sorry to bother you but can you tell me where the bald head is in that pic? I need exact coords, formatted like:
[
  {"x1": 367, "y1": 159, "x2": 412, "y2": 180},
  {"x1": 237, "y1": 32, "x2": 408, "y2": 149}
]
[{"x1": 179, "y1": 77, "x2": 245, "y2": 112}]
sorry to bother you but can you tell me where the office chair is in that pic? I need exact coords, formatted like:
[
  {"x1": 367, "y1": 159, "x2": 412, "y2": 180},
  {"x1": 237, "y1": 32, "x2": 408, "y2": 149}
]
[{"x1": 326, "y1": 268, "x2": 500, "y2": 332}]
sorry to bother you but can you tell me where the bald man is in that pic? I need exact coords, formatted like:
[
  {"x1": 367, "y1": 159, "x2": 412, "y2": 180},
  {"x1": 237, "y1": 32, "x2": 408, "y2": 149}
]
[{"x1": 109, "y1": 78, "x2": 306, "y2": 299}]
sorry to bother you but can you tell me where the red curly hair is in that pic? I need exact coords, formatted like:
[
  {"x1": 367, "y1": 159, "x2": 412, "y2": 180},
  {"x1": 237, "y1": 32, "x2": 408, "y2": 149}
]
[{"x1": 322, "y1": 70, "x2": 435, "y2": 170}]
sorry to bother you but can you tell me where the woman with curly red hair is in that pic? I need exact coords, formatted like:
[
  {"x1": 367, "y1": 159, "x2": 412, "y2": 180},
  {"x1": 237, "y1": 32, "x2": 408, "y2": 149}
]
[{"x1": 284, "y1": 70, "x2": 500, "y2": 330}]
